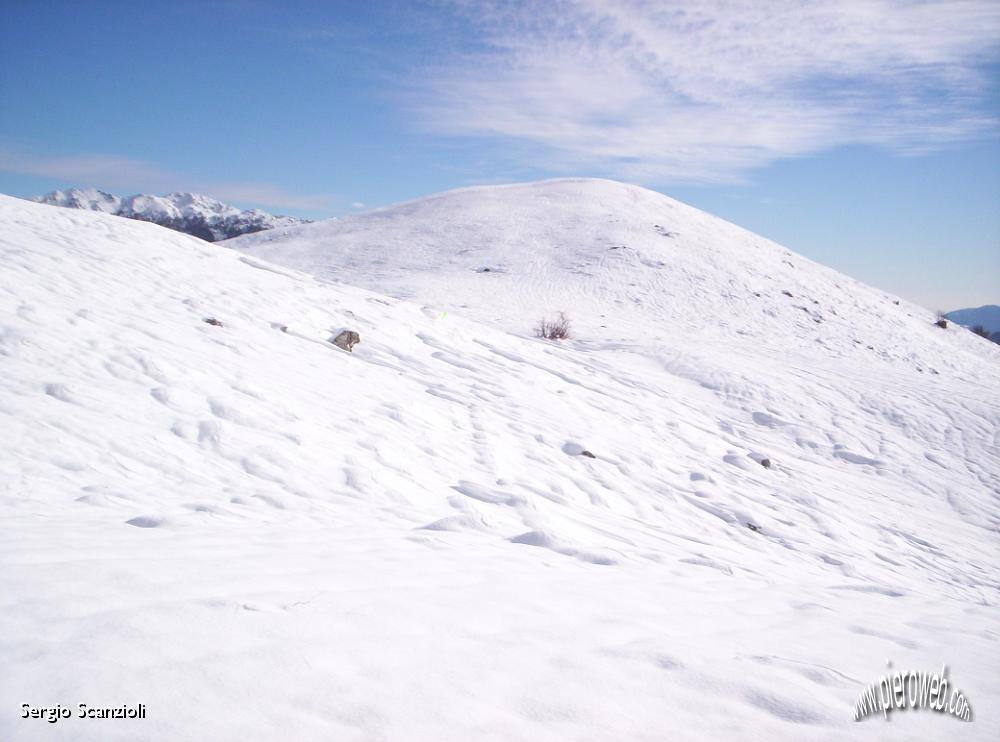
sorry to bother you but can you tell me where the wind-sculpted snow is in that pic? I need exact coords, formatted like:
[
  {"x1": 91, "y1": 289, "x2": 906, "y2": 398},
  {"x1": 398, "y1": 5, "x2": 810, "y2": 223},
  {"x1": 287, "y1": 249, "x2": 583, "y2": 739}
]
[{"x1": 2, "y1": 192, "x2": 999, "y2": 741}]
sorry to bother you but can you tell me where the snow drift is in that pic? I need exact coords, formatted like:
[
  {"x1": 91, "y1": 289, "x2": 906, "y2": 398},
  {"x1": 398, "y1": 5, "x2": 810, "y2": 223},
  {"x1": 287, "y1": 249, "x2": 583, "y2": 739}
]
[{"x1": 2, "y1": 189, "x2": 999, "y2": 741}]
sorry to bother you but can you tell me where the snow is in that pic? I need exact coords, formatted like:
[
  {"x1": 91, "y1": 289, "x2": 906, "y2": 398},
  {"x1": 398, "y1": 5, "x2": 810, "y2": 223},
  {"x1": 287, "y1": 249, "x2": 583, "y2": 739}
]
[
  {"x1": 125, "y1": 191, "x2": 236, "y2": 218},
  {"x1": 118, "y1": 191, "x2": 304, "y2": 232},
  {"x1": 33, "y1": 189, "x2": 306, "y2": 241},
  {"x1": 35, "y1": 187, "x2": 121, "y2": 213},
  {"x1": 227, "y1": 178, "x2": 992, "y2": 374},
  {"x1": 2, "y1": 185, "x2": 999, "y2": 741}
]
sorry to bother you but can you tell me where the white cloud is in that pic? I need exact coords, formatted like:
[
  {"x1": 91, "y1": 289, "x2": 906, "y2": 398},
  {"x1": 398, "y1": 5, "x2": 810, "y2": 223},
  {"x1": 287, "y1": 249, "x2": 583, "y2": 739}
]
[
  {"x1": 0, "y1": 150, "x2": 176, "y2": 189},
  {"x1": 204, "y1": 183, "x2": 336, "y2": 212},
  {"x1": 0, "y1": 150, "x2": 337, "y2": 212},
  {"x1": 414, "y1": 0, "x2": 1000, "y2": 182}
]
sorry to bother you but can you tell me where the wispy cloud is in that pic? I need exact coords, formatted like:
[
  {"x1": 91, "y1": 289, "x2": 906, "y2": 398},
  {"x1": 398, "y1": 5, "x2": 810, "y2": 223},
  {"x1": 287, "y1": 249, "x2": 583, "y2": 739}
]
[
  {"x1": 201, "y1": 183, "x2": 336, "y2": 212},
  {"x1": 0, "y1": 150, "x2": 337, "y2": 213},
  {"x1": 0, "y1": 150, "x2": 176, "y2": 189},
  {"x1": 413, "y1": 0, "x2": 1000, "y2": 183}
]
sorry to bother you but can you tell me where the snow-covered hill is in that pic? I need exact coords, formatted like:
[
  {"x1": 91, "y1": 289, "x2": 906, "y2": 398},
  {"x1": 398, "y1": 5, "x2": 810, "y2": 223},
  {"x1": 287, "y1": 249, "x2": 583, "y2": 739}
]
[
  {"x1": 228, "y1": 179, "x2": 986, "y2": 373},
  {"x1": 2, "y1": 190, "x2": 999, "y2": 741},
  {"x1": 34, "y1": 188, "x2": 308, "y2": 241}
]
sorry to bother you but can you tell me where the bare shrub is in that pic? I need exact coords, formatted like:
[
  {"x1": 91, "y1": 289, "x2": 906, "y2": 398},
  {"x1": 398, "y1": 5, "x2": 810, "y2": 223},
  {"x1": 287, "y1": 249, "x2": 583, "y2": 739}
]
[
  {"x1": 972, "y1": 325, "x2": 991, "y2": 339},
  {"x1": 536, "y1": 312, "x2": 571, "y2": 340}
]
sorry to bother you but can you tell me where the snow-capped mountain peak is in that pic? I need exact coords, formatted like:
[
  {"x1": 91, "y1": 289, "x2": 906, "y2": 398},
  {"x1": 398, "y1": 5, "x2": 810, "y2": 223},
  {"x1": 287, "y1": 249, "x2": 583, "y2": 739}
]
[
  {"x1": 32, "y1": 187, "x2": 309, "y2": 241},
  {"x1": 37, "y1": 187, "x2": 121, "y2": 213}
]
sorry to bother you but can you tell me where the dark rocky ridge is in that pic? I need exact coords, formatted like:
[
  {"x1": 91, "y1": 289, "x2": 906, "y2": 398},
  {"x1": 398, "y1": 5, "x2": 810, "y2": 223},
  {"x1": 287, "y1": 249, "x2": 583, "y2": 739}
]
[{"x1": 33, "y1": 188, "x2": 310, "y2": 242}]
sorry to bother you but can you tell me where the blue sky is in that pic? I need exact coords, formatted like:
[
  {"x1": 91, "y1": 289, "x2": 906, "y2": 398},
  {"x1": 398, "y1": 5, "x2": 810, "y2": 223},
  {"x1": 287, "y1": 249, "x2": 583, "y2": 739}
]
[{"x1": 1, "y1": 0, "x2": 998, "y2": 310}]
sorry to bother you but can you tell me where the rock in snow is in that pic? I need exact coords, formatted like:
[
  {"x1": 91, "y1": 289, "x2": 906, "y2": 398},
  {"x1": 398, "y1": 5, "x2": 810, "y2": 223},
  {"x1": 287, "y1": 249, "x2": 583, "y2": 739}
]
[
  {"x1": 2, "y1": 183, "x2": 999, "y2": 742},
  {"x1": 331, "y1": 329, "x2": 361, "y2": 352}
]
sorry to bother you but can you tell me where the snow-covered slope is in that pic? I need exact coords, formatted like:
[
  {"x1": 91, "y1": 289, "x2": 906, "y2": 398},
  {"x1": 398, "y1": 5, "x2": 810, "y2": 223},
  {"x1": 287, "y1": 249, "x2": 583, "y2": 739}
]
[
  {"x1": 228, "y1": 178, "x2": 982, "y2": 373},
  {"x1": 2, "y1": 192, "x2": 999, "y2": 741},
  {"x1": 34, "y1": 188, "x2": 308, "y2": 241}
]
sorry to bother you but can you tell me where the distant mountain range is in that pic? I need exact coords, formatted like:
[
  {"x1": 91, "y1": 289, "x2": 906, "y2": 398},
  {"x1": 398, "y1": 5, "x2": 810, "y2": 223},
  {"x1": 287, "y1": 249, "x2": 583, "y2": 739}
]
[
  {"x1": 946, "y1": 304, "x2": 1000, "y2": 343},
  {"x1": 33, "y1": 188, "x2": 309, "y2": 241}
]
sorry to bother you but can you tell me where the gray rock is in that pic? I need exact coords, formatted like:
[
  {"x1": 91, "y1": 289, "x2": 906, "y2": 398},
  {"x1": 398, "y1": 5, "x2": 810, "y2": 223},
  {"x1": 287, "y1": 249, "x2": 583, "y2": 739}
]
[{"x1": 332, "y1": 330, "x2": 360, "y2": 352}]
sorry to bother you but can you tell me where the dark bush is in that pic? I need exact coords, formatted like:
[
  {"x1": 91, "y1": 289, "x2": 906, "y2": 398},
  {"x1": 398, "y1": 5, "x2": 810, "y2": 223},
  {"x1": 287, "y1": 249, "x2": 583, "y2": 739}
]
[{"x1": 536, "y1": 312, "x2": 571, "y2": 340}]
